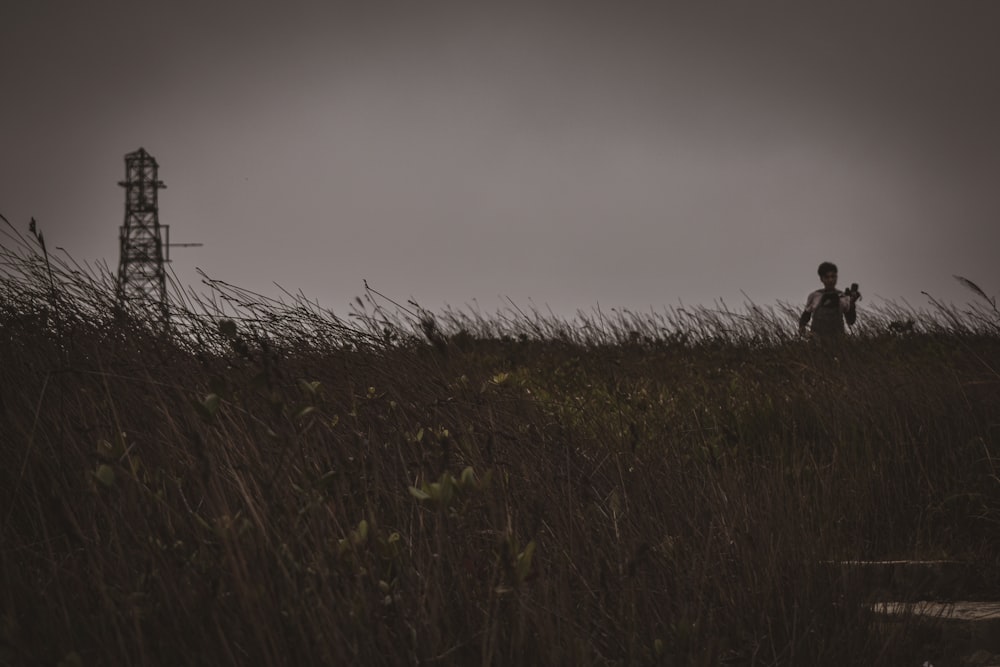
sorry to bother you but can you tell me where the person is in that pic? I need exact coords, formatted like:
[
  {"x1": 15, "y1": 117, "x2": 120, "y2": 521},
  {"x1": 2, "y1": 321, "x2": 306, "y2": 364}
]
[{"x1": 799, "y1": 261, "x2": 860, "y2": 338}]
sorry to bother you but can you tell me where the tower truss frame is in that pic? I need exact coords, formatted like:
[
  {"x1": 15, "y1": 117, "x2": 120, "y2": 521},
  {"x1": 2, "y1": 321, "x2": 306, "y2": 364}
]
[{"x1": 116, "y1": 147, "x2": 168, "y2": 323}]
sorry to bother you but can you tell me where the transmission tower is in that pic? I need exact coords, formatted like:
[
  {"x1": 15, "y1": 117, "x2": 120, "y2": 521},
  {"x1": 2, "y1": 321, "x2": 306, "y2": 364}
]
[{"x1": 116, "y1": 147, "x2": 200, "y2": 324}]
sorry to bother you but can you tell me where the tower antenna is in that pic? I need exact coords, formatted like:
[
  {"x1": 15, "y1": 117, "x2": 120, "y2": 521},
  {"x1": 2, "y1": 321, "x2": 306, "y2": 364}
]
[{"x1": 115, "y1": 147, "x2": 201, "y2": 325}]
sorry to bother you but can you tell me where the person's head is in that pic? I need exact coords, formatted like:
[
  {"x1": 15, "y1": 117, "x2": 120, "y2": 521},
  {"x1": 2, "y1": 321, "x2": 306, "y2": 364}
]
[{"x1": 817, "y1": 261, "x2": 838, "y2": 290}]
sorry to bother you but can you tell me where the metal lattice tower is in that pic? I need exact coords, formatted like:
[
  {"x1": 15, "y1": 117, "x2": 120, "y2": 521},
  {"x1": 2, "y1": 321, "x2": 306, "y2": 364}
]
[{"x1": 116, "y1": 147, "x2": 168, "y2": 322}]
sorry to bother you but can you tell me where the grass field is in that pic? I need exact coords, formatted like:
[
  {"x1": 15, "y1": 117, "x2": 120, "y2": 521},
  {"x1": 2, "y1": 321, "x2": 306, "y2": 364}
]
[{"x1": 2, "y1": 218, "x2": 999, "y2": 665}]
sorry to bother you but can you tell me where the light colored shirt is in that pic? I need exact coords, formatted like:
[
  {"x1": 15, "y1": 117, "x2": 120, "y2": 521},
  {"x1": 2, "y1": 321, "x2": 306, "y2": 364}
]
[{"x1": 800, "y1": 289, "x2": 855, "y2": 335}]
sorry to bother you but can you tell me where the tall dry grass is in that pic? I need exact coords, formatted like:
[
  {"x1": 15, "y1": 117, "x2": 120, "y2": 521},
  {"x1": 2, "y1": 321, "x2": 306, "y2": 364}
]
[{"x1": 2, "y1": 215, "x2": 999, "y2": 666}]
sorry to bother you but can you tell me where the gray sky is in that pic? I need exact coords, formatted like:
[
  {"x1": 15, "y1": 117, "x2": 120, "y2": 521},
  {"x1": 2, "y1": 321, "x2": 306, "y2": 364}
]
[{"x1": 3, "y1": 1, "x2": 999, "y2": 319}]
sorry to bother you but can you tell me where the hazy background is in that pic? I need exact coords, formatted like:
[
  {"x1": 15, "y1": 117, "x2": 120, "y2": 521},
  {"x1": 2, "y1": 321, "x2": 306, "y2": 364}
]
[{"x1": 3, "y1": 1, "x2": 999, "y2": 319}]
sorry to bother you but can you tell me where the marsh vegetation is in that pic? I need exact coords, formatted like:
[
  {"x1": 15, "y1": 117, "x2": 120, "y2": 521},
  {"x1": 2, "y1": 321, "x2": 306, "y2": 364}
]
[{"x1": 2, "y1": 218, "x2": 999, "y2": 665}]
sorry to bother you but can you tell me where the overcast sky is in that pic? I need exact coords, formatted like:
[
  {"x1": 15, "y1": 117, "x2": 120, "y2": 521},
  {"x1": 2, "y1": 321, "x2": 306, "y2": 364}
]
[{"x1": 3, "y1": 1, "x2": 999, "y2": 320}]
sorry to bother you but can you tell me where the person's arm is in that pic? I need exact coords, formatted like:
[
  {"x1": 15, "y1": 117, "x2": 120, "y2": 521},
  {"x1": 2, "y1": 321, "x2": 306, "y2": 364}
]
[
  {"x1": 845, "y1": 297, "x2": 857, "y2": 327},
  {"x1": 840, "y1": 289, "x2": 860, "y2": 327},
  {"x1": 799, "y1": 292, "x2": 819, "y2": 335},
  {"x1": 799, "y1": 309, "x2": 812, "y2": 335}
]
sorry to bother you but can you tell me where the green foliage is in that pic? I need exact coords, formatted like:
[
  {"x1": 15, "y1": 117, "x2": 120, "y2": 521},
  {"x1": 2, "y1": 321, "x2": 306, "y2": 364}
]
[
  {"x1": 191, "y1": 392, "x2": 222, "y2": 422},
  {"x1": 93, "y1": 463, "x2": 115, "y2": 487},
  {"x1": 513, "y1": 539, "x2": 535, "y2": 586},
  {"x1": 336, "y1": 518, "x2": 369, "y2": 555},
  {"x1": 409, "y1": 467, "x2": 490, "y2": 511}
]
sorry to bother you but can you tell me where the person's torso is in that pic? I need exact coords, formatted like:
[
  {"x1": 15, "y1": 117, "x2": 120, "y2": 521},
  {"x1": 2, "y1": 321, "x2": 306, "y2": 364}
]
[{"x1": 811, "y1": 289, "x2": 845, "y2": 335}]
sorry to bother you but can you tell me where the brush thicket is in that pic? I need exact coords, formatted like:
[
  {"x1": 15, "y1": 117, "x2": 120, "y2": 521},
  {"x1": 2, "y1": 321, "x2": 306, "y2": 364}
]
[{"x1": 2, "y1": 217, "x2": 999, "y2": 665}]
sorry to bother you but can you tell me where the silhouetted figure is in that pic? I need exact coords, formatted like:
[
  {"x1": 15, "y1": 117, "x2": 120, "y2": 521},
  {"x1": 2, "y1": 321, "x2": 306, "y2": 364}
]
[{"x1": 799, "y1": 261, "x2": 860, "y2": 338}]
